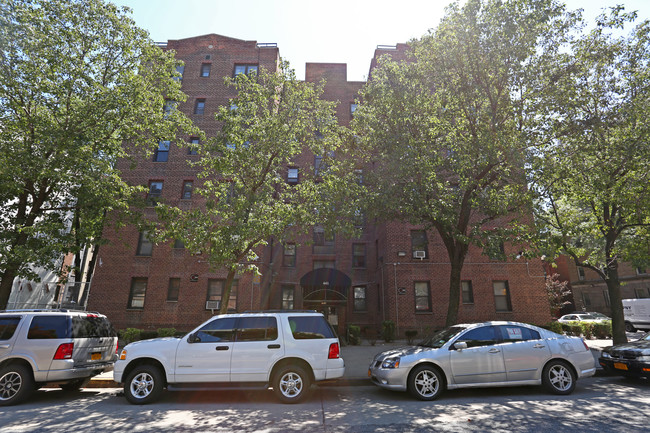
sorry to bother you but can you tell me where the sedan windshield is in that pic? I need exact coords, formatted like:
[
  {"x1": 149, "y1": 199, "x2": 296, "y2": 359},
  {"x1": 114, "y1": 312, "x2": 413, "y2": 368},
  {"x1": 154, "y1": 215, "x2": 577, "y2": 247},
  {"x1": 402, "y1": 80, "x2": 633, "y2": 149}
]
[{"x1": 419, "y1": 326, "x2": 465, "y2": 348}]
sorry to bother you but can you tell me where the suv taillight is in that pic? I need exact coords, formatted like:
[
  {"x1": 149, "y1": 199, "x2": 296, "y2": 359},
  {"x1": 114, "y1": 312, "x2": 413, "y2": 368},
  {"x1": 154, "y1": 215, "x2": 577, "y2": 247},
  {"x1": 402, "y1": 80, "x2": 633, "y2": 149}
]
[
  {"x1": 54, "y1": 343, "x2": 74, "y2": 360},
  {"x1": 328, "y1": 342, "x2": 340, "y2": 359}
]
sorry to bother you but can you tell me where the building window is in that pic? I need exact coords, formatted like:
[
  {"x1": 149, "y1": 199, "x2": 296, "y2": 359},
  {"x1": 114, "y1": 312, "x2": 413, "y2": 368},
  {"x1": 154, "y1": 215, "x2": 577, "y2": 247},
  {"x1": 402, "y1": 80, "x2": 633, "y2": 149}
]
[
  {"x1": 493, "y1": 281, "x2": 512, "y2": 312},
  {"x1": 353, "y1": 286, "x2": 367, "y2": 311},
  {"x1": 635, "y1": 288, "x2": 649, "y2": 299},
  {"x1": 147, "y1": 181, "x2": 163, "y2": 206},
  {"x1": 200, "y1": 63, "x2": 211, "y2": 77},
  {"x1": 281, "y1": 285, "x2": 294, "y2": 310},
  {"x1": 487, "y1": 241, "x2": 506, "y2": 261},
  {"x1": 136, "y1": 231, "x2": 153, "y2": 256},
  {"x1": 234, "y1": 64, "x2": 258, "y2": 76},
  {"x1": 194, "y1": 99, "x2": 205, "y2": 115},
  {"x1": 287, "y1": 167, "x2": 299, "y2": 184},
  {"x1": 582, "y1": 291, "x2": 592, "y2": 307},
  {"x1": 636, "y1": 267, "x2": 647, "y2": 275},
  {"x1": 283, "y1": 243, "x2": 296, "y2": 267},
  {"x1": 188, "y1": 137, "x2": 199, "y2": 155},
  {"x1": 207, "y1": 279, "x2": 238, "y2": 311},
  {"x1": 411, "y1": 230, "x2": 428, "y2": 259},
  {"x1": 577, "y1": 266, "x2": 585, "y2": 281},
  {"x1": 154, "y1": 141, "x2": 170, "y2": 162},
  {"x1": 181, "y1": 181, "x2": 193, "y2": 199},
  {"x1": 174, "y1": 65, "x2": 184, "y2": 82},
  {"x1": 313, "y1": 260, "x2": 335, "y2": 270},
  {"x1": 167, "y1": 278, "x2": 180, "y2": 302},
  {"x1": 128, "y1": 278, "x2": 147, "y2": 309},
  {"x1": 352, "y1": 243, "x2": 366, "y2": 268},
  {"x1": 173, "y1": 239, "x2": 184, "y2": 249},
  {"x1": 313, "y1": 226, "x2": 335, "y2": 254},
  {"x1": 461, "y1": 280, "x2": 474, "y2": 304},
  {"x1": 414, "y1": 282, "x2": 431, "y2": 312},
  {"x1": 163, "y1": 100, "x2": 176, "y2": 117},
  {"x1": 350, "y1": 103, "x2": 357, "y2": 116}
]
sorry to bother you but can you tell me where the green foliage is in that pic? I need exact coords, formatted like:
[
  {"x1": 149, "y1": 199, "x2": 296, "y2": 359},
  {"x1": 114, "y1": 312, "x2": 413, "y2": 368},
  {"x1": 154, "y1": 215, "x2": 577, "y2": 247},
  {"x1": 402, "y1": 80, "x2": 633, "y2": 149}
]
[
  {"x1": 120, "y1": 328, "x2": 142, "y2": 344},
  {"x1": 157, "y1": 328, "x2": 177, "y2": 338},
  {"x1": 0, "y1": 0, "x2": 197, "y2": 308},
  {"x1": 405, "y1": 330, "x2": 418, "y2": 344},
  {"x1": 561, "y1": 323, "x2": 583, "y2": 337},
  {"x1": 153, "y1": 62, "x2": 361, "y2": 314},
  {"x1": 548, "y1": 321, "x2": 564, "y2": 335},
  {"x1": 545, "y1": 274, "x2": 572, "y2": 317},
  {"x1": 347, "y1": 325, "x2": 361, "y2": 345},
  {"x1": 593, "y1": 322, "x2": 612, "y2": 339},
  {"x1": 382, "y1": 320, "x2": 396, "y2": 342}
]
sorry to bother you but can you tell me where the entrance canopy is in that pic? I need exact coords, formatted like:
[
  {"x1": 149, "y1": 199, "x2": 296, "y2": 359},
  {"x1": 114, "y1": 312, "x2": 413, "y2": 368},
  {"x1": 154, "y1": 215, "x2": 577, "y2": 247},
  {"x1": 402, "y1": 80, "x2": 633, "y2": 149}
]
[{"x1": 300, "y1": 268, "x2": 351, "y2": 301}]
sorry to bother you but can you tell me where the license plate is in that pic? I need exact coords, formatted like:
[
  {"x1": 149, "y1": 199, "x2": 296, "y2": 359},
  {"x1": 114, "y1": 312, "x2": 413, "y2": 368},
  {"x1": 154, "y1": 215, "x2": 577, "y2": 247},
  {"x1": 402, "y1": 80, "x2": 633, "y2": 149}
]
[
  {"x1": 91, "y1": 352, "x2": 102, "y2": 361},
  {"x1": 614, "y1": 362, "x2": 628, "y2": 371}
]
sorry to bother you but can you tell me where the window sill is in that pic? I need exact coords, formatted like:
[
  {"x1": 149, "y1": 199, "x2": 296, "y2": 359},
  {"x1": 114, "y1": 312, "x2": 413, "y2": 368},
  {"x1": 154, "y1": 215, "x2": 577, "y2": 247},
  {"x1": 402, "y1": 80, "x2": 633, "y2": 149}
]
[
  {"x1": 126, "y1": 308, "x2": 144, "y2": 311},
  {"x1": 415, "y1": 311, "x2": 433, "y2": 314}
]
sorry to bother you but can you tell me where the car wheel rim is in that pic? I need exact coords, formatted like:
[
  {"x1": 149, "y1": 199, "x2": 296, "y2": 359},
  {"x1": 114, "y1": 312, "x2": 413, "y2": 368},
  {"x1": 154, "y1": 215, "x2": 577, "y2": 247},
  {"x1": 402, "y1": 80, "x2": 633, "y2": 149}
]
[
  {"x1": 414, "y1": 370, "x2": 439, "y2": 397},
  {"x1": 279, "y1": 372, "x2": 303, "y2": 398},
  {"x1": 549, "y1": 365, "x2": 572, "y2": 391},
  {"x1": 0, "y1": 372, "x2": 22, "y2": 401},
  {"x1": 130, "y1": 372, "x2": 155, "y2": 399}
]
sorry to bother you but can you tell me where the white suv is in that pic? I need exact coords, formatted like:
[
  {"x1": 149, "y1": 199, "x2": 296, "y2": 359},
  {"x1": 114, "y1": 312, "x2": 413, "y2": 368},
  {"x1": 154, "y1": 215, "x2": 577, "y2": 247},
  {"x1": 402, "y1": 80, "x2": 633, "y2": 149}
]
[
  {"x1": 0, "y1": 309, "x2": 118, "y2": 406},
  {"x1": 114, "y1": 311, "x2": 344, "y2": 404}
]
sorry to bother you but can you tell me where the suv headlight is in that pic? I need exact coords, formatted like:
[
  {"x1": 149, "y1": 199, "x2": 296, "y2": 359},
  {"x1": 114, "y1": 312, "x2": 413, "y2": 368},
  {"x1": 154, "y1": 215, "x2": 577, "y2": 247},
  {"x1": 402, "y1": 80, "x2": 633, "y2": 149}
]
[{"x1": 381, "y1": 357, "x2": 400, "y2": 369}]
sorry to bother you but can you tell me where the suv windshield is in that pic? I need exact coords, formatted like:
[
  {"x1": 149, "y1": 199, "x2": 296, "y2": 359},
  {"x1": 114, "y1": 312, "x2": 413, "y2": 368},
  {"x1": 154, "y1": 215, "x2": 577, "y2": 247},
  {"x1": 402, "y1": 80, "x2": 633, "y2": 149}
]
[{"x1": 419, "y1": 326, "x2": 465, "y2": 348}]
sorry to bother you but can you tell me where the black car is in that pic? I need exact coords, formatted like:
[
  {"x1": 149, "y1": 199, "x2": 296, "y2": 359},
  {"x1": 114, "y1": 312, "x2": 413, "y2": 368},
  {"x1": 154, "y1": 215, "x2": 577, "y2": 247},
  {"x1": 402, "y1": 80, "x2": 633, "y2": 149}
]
[{"x1": 599, "y1": 332, "x2": 650, "y2": 378}]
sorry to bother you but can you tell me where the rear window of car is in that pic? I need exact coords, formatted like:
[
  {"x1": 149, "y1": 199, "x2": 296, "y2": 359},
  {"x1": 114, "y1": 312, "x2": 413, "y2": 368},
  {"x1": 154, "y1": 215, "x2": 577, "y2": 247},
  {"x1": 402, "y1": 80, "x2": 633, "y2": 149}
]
[
  {"x1": 72, "y1": 316, "x2": 117, "y2": 338},
  {"x1": 0, "y1": 317, "x2": 21, "y2": 340},
  {"x1": 27, "y1": 316, "x2": 70, "y2": 339},
  {"x1": 288, "y1": 316, "x2": 336, "y2": 340}
]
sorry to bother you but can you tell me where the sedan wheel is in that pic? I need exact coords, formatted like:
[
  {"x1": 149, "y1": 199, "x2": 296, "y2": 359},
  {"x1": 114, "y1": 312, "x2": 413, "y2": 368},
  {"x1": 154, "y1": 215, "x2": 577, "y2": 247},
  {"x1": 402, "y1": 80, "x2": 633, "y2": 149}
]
[
  {"x1": 408, "y1": 365, "x2": 444, "y2": 401},
  {"x1": 273, "y1": 365, "x2": 311, "y2": 404},
  {"x1": 0, "y1": 365, "x2": 34, "y2": 406},
  {"x1": 124, "y1": 365, "x2": 164, "y2": 405},
  {"x1": 542, "y1": 360, "x2": 576, "y2": 395}
]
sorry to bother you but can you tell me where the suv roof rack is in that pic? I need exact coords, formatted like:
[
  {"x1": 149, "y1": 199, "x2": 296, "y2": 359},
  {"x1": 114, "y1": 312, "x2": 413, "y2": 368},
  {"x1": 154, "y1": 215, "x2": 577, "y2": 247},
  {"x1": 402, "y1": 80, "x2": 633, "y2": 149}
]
[{"x1": 242, "y1": 309, "x2": 318, "y2": 314}]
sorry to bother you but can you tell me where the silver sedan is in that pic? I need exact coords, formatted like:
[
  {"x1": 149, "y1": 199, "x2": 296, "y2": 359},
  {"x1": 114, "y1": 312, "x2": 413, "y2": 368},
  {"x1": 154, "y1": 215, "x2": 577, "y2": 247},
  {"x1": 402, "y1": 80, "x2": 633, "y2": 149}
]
[{"x1": 368, "y1": 321, "x2": 596, "y2": 400}]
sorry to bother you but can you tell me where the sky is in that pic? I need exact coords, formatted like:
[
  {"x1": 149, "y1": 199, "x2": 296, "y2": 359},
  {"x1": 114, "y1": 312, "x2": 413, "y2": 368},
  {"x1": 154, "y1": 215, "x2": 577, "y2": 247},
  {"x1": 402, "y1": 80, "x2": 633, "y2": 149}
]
[{"x1": 110, "y1": 0, "x2": 650, "y2": 81}]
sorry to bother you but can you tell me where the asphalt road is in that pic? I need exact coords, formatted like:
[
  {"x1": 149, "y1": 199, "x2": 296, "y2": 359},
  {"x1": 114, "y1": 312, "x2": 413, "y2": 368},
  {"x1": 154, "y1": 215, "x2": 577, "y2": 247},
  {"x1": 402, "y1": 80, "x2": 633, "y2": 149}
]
[{"x1": 1, "y1": 375, "x2": 649, "y2": 432}]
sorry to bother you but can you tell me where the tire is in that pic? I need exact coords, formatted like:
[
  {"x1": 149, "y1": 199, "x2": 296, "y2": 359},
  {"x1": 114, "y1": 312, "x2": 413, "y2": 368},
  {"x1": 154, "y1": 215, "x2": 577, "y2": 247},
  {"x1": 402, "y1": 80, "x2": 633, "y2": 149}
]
[
  {"x1": 542, "y1": 360, "x2": 576, "y2": 395},
  {"x1": 60, "y1": 378, "x2": 90, "y2": 392},
  {"x1": 0, "y1": 364, "x2": 35, "y2": 406},
  {"x1": 124, "y1": 364, "x2": 165, "y2": 405},
  {"x1": 408, "y1": 365, "x2": 444, "y2": 401},
  {"x1": 625, "y1": 322, "x2": 636, "y2": 332},
  {"x1": 272, "y1": 365, "x2": 311, "y2": 404}
]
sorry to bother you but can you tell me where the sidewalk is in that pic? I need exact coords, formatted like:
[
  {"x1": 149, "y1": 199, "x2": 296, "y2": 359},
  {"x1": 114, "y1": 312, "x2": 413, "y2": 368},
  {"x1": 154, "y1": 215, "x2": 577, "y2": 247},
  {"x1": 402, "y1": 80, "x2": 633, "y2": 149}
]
[{"x1": 87, "y1": 335, "x2": 636, "y2": 388}]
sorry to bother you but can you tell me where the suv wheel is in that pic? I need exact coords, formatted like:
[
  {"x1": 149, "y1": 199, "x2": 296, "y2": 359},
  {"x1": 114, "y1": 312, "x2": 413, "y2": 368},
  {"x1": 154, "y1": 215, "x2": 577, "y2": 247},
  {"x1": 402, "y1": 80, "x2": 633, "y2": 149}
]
[
  {"x1": 124, "y1": 365, "x2": 164, "y2": 405},
  {"x1": 542, "y1": 360, "x2": 576, "y2": 395},
  {"x1": 0, "y1": 364, "x2": 34, "y2": 406},
  {"x1": 273, "y1": 365, "x2": 311, "y2": 404},
  {"x1": 408, "y1": 365, "x2": 444, "y2": 401}
]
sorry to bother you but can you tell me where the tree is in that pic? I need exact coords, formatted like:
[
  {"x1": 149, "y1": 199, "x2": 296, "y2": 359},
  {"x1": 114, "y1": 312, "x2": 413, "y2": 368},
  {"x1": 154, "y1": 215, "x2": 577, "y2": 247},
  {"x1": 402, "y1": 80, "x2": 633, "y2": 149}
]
[
  {"x1": 529, "y1": 7, "x2": 650, "y2": 344},
  {"x1": 154, "y1": 63, "x2": 360, "y2": 314},
  {"x1": 0, "y1": 0, "x2": 195, "y2": 308},
  {"x1": 352, "y1": 0, "x2": 569, "y2": 326},
  {"x1": 545, "y1": 273, "x2": 572, "y2": 318}
]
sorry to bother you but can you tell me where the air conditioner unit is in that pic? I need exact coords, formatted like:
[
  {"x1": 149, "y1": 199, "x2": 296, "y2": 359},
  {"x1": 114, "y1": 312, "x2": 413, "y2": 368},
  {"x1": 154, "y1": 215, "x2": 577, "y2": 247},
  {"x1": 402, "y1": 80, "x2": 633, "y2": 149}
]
[
  {"x1": 206, "y1": 300, "x2": 220, "y2": 310},
  {"x1": 414, "y1": 250, "x2": 426, "y2": 259}
]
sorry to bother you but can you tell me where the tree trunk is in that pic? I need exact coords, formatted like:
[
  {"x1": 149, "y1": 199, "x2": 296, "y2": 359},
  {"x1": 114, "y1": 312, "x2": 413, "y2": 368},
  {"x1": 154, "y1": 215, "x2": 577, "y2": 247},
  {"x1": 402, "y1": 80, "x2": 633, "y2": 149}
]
[
  {"x1": 444, "y1": 243, "x2": 469, "y2": 327},
  {"x1": 219, "y1": 268, "x2": 238, "y2": 315},
  {"x1": 605, "y1": 266, "x2": 627, "y2": 345}
]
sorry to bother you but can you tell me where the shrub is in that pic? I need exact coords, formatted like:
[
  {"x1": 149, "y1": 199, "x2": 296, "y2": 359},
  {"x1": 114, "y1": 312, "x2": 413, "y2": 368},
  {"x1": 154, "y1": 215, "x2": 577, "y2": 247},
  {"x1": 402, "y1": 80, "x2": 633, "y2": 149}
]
[
  {"x1": 593, "y1": 321, "x2": 612, "y2": 339},
  {"x1": 140, "y1": 330, "x2": 158, "y2": 340},
  {"x1": 347, "y1": 325, "x2": 361, "y2": 345},
  {"x1": 405, "y1": 330, "x2": 418, "y2": 344},
  {"x1": 548, "y1": 321, "x2": 563, "y2": 335},
  {"x1": 382, "y1": 320, "x2": 396, "y2": 342},
  {"x1": 157, "y1": 327, "x2": 177, "y2": 338},
  {"x1": 120, "y1": 328, "x2": 142, "y2": 344},
  {"x1": 561, "y1": 323, "x2": 582, "y2": 336},
  {"x1": 579, "y1": 322, "x2": 594, "y2": 339}
]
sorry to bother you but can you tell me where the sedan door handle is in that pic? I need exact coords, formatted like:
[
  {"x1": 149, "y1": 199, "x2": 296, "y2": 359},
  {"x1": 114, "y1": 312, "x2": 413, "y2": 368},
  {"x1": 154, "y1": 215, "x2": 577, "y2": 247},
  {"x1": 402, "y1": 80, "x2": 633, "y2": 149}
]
[
  {"x1": 267, "y1": 344, "x2": 281, "y2": 349},
  {"x1": 488, "y1": 348, "x2": 501, "y2": 353},
  {"x1": 0, "y1": 344, "x2": 9, "y2": 349},
  {"x1": 533, "y1": 344, "x2": 546, "y2": 349},
  {"x1": 215, "y1": 346, "x2": 229, "y2": 351}
]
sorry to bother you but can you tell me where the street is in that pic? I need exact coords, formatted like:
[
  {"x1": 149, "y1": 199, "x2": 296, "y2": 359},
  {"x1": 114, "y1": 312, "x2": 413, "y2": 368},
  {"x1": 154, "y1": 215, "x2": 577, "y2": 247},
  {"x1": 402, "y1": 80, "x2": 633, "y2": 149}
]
[{"x1": 1, "y1": 375, "x2": 649, "y2": 432}]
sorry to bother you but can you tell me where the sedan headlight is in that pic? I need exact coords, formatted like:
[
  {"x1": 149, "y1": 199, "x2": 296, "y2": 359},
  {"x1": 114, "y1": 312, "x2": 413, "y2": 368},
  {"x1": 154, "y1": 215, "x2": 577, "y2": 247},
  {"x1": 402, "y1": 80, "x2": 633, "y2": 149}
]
[
  {"x1": 601, "y1": 351, "x2": 612, "y2": 359},
  {"x1": 381, "y1": 357, "x2": 400, "y2": 369},
  {"x1": 636, "y1": 355, "x2": 650, "y2": 362}
]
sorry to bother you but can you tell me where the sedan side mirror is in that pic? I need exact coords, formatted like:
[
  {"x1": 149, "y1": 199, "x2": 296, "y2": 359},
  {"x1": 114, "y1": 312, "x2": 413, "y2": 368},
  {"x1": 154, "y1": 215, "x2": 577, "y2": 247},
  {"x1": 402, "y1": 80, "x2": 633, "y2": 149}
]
[{"x1": 454, "y1": 341, "x2": 468, "y2": 350}]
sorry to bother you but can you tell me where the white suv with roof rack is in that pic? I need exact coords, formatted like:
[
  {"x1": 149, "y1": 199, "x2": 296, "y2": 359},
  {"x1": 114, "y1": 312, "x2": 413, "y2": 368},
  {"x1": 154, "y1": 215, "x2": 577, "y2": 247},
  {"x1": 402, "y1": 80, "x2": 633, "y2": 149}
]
[
  {"x1": 114, "y1": 310, "x2": 344, "y2": 404},
  {"x1": 0, "y1": 309, "x2": 118, "y2": 406}
]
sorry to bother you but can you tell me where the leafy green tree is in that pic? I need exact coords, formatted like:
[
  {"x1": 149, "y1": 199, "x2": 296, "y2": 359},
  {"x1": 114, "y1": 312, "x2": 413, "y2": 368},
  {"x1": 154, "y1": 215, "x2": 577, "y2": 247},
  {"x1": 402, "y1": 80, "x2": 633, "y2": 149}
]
[
  {"x1": 529, "y1": 7, "x2": 650, "y2": 344},
  {"x1": 154, "y1": 63, "x2": 360, "y2": 315},
  {"x1": 0, "y1": 0, "x2": 195, "y2": 308},
  {"x1": 352, "y1": 0, "x2": 569, "y2": 326}
]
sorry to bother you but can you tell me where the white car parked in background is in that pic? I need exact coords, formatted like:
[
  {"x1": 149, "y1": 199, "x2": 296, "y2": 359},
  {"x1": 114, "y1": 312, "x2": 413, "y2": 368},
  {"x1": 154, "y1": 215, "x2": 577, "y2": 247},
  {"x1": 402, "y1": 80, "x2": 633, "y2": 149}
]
[
  {"x1": 558, "y1": 314, "x2": 607, "y2": 324},
  {"x1": 114, "y1": 311, "x2": 344, "y2": 404}
]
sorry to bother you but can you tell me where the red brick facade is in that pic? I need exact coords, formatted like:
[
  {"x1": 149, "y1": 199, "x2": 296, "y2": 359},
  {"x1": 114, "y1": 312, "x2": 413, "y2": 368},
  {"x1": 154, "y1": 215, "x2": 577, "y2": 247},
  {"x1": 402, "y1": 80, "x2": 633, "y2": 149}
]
[{"x1": 88, "y1": 34, "x2": 551, "y2": 337}]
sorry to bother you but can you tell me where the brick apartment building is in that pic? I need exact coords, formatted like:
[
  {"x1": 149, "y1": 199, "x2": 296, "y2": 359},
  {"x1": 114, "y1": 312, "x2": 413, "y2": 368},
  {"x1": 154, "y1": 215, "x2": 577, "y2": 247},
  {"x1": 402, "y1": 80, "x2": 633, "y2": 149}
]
[{"x1": 87, "y1": 34, "x2": 551, "y2": 337}]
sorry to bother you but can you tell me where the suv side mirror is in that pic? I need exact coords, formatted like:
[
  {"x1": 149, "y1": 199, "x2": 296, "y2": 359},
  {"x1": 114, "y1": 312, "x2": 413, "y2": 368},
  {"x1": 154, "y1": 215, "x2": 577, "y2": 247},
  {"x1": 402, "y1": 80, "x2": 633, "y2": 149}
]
[
  {"x1": 454, "y1": 341, "x2": 468, "y2": 351},
  {"x1": 187, "y1": 333, "x2": 200, "y2": 343}
]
